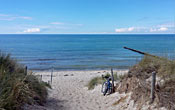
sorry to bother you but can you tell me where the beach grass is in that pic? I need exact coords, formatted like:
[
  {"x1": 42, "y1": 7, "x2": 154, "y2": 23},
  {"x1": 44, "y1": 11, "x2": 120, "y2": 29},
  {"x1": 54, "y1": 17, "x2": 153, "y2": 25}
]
[
  {"x1": 87, "y1": 72, "x2": 126, "y2": 90},
  {"x1": 117, "y1": 55, "x2": 175, "y2": 109},
  {"x1": 136, "y1": 55, "x2": 175, "y2": 80},
  {"x1": 0, "y1": 52, "x2": 48, "y2": 110},
  {"x1": 87, "y1": 76, "x2": 104, "y2": 90}
]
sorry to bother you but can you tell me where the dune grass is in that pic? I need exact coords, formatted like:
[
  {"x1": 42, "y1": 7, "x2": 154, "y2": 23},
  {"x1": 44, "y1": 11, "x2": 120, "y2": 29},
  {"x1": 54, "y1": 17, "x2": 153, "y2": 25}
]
[
  {"x1": 87, "y1": 76, "x2": 105, "y2": 90},
  {"x1": 87, "y1": 72, "x2": 126, "y2": 90},
  {"x1": 117, "y1": 55, "x2": 175, "y2": 109},
  {"x1": 135, "y1": 55, "x2": 175, "y2": 80},
  {"x1": 0, "y1": 52, "x2": 48, "y2": 110},
  {"x1": 137, "y1": 56, "x2": 175, "y2": 109}
]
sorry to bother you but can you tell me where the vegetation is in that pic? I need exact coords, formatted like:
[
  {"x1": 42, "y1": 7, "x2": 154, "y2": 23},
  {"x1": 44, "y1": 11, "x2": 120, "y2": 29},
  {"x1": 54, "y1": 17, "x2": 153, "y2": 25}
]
[
  {"x1": 87, "y1": 76, "x2": 104, "y2": 90},
  {"x1": 113, "y1": 72, "x2": 126, "y2": 81},
  {"x1": 116, "y1": 55, "x2": 175, "y2": 109},
  {"x1": 87, "y1": 72, "x2": 125, "y2": 90},
  {"x1": 130, "y1": 55, "x2": 175, "y2": 80},
  {"x1": 0, "y1": 52, "x2": 48, "y2": 110}
]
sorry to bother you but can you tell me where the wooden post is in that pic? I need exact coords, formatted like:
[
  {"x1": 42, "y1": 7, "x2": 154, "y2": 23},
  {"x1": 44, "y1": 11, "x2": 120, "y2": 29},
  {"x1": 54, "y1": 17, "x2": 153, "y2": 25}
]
[
  {"x1": 123, "y1": 47, "x2": 162, "y2": 59},
  {"x1": 40, "y1": 75, "x2": 42, "y2": 81},
  {"x1": 48, "y1": 81, "x2": 50, "y2": 85},
  {"x1": 150, "y1": 71, "x2": 156, "y2": 103},
  {"x1": 111, "y1": 68, "x2": 115, "y2": 93},
  {"x1": 51, "y1": 67, "x2": 53, "y2": 84},
  {"x1": 25, "y1": 66, "x2": 27, "y2": 75}
]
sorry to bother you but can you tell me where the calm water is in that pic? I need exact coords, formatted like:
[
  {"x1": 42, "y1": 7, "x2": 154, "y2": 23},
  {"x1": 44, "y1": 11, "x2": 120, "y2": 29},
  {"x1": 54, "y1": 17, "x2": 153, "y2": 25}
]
[{"x1": 0, "y1": 34, "x2": 175, "y2": 71}]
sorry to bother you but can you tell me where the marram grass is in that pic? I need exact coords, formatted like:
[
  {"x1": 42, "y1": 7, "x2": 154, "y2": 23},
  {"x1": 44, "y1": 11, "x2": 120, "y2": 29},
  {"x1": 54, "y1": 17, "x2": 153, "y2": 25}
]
[
  {"x1": 137, "y1": 55, "x2": 175, "y2": 80},
  {"x1": 0, "y1": 52, "x2": 48, "y2": 110},
  {"x1": 87, "y1": 72, "x2": 125, "y2": 90}
]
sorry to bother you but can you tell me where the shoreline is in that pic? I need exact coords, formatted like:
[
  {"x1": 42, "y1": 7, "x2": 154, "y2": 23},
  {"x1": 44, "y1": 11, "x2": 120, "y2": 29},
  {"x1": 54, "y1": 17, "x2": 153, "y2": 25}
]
[{"x1": 31, "y1": 68, "x2": 130, "y2": 73}]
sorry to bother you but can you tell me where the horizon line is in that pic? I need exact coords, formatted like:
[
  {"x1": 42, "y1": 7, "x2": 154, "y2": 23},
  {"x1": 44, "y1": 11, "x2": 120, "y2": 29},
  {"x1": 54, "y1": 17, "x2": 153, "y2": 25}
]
[{"x1": 0, "y1": 33, "x2": 175, "y2": 35}]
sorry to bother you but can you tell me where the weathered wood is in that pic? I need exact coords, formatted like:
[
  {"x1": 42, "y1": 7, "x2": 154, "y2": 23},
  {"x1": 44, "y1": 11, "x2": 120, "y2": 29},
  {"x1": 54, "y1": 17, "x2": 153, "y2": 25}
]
[
  {"x1": 48, "y1": 81, "x2": 50, "y2": 85},
  {"x1": 25, "y1": 66, "x2": 27, "y2": 75},
  {"x1": 51, "y1": 67, "x2": 54, "y2": 84},
  {"x1": 123, "y1": 47, "x2": 161, "y2": 59},
  {"x1": 150, "y1": 71, "x2": 156, "y2": 103},
  {"x1": 111, "y1": 68, "x2": 115, "y2": 93},
  {"x1": 40, "y1": 75, "x2": 42, "y2": 81}
]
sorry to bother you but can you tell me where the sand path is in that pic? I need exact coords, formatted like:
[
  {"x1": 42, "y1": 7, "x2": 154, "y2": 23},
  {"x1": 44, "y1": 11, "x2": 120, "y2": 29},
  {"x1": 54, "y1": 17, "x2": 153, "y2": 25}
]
[{"x1": 25, "y1": 70, "x2": 132, "y2": 110}]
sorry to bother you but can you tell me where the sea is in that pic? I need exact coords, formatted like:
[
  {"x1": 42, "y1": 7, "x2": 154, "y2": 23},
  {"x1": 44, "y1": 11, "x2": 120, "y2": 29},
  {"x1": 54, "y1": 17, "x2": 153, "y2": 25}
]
[{"x1": 0, "y1": 34, "x2": 175, "y2": 71}]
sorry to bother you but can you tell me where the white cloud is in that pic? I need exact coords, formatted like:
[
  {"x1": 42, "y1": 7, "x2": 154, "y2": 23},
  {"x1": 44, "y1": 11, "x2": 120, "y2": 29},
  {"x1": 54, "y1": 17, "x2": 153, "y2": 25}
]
[
  {"x1": 50, "y1": 22, "x2": 64, "y2": 25},
  {"x1": 115, "y1": 28, "x2": 127, "y2": 32},
  {"x1": 19, "y1": 16, "x2": 32, "y2": 20},
  {"x1": 128, "y1": 27, "x2": 135, "y2": 31},
  {"x1": 158, "y1": 27, "x2": 168, "y2": 31},
  {"x1": 0, "y1": 13, "x2": 32, "y2": 21},
  {"x1": 24, "y1": 28, "x2": 40, "y2": 33},
  {"x1": 115, "y1": 25, "x2": 170, "y2": 33},
  {"x1": 150, "y1": 27, "x2": 168, "y2": 32},
  {"x1": 149, "y1": 22, "x2": 173, "y2": 33},
  {"x1": 115, "y1": 27, "x2": 135, "y2": 33}
]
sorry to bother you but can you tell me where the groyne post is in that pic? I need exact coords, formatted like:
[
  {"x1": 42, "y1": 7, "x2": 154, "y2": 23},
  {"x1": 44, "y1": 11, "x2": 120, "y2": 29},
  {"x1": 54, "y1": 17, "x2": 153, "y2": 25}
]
[
  {"x1": 150, "y1": 71, "x2": 156, "y2": 103},
  {"x1": 123, "y1": 47, "x2": 162, "y2": 59},
  {"x1": 111, "y1": 68, "x2": 115, "y2": 93}
]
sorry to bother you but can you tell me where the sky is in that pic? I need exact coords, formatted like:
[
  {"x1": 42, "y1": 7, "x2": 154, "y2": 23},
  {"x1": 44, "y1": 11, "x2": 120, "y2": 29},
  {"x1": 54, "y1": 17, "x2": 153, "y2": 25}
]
[{"x1": 0, "y1": 0, "x2": 175, "y2": 34}]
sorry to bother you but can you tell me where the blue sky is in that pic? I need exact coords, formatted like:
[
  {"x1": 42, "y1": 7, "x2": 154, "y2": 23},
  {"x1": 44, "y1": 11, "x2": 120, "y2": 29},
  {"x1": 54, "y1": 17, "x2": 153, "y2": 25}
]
[{"x1": 0, "y1": 0, "x2": 174, "y2": 34}]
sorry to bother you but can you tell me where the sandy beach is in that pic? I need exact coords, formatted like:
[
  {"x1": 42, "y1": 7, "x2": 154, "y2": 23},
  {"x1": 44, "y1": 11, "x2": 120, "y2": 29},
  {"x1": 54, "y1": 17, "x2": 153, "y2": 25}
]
[
  {"x1": 24, "y1": 70, "x2": 138, "y2": 110},
  {"x1": 23, "y1": 69, "x2": 169, "y2": 110}
]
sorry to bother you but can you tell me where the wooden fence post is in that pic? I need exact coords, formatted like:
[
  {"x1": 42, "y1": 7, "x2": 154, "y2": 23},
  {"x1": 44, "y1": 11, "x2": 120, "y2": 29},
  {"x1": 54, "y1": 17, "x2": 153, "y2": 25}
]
[
  {"x1": 150, "y1": 71, "x2": 156, "y2": 103},
  {"x1": 25, "y1": 66, "x2": 27, "y2": 75},
  {"x1": 40, "y1": 75, "x2": 42, "y2": 81},
  {"x1": 111, "y1": 68, "x2": 115, "y2": 93},
  {"x1": 51, "y1": 67, "x2": 53, "y2": 84}
]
